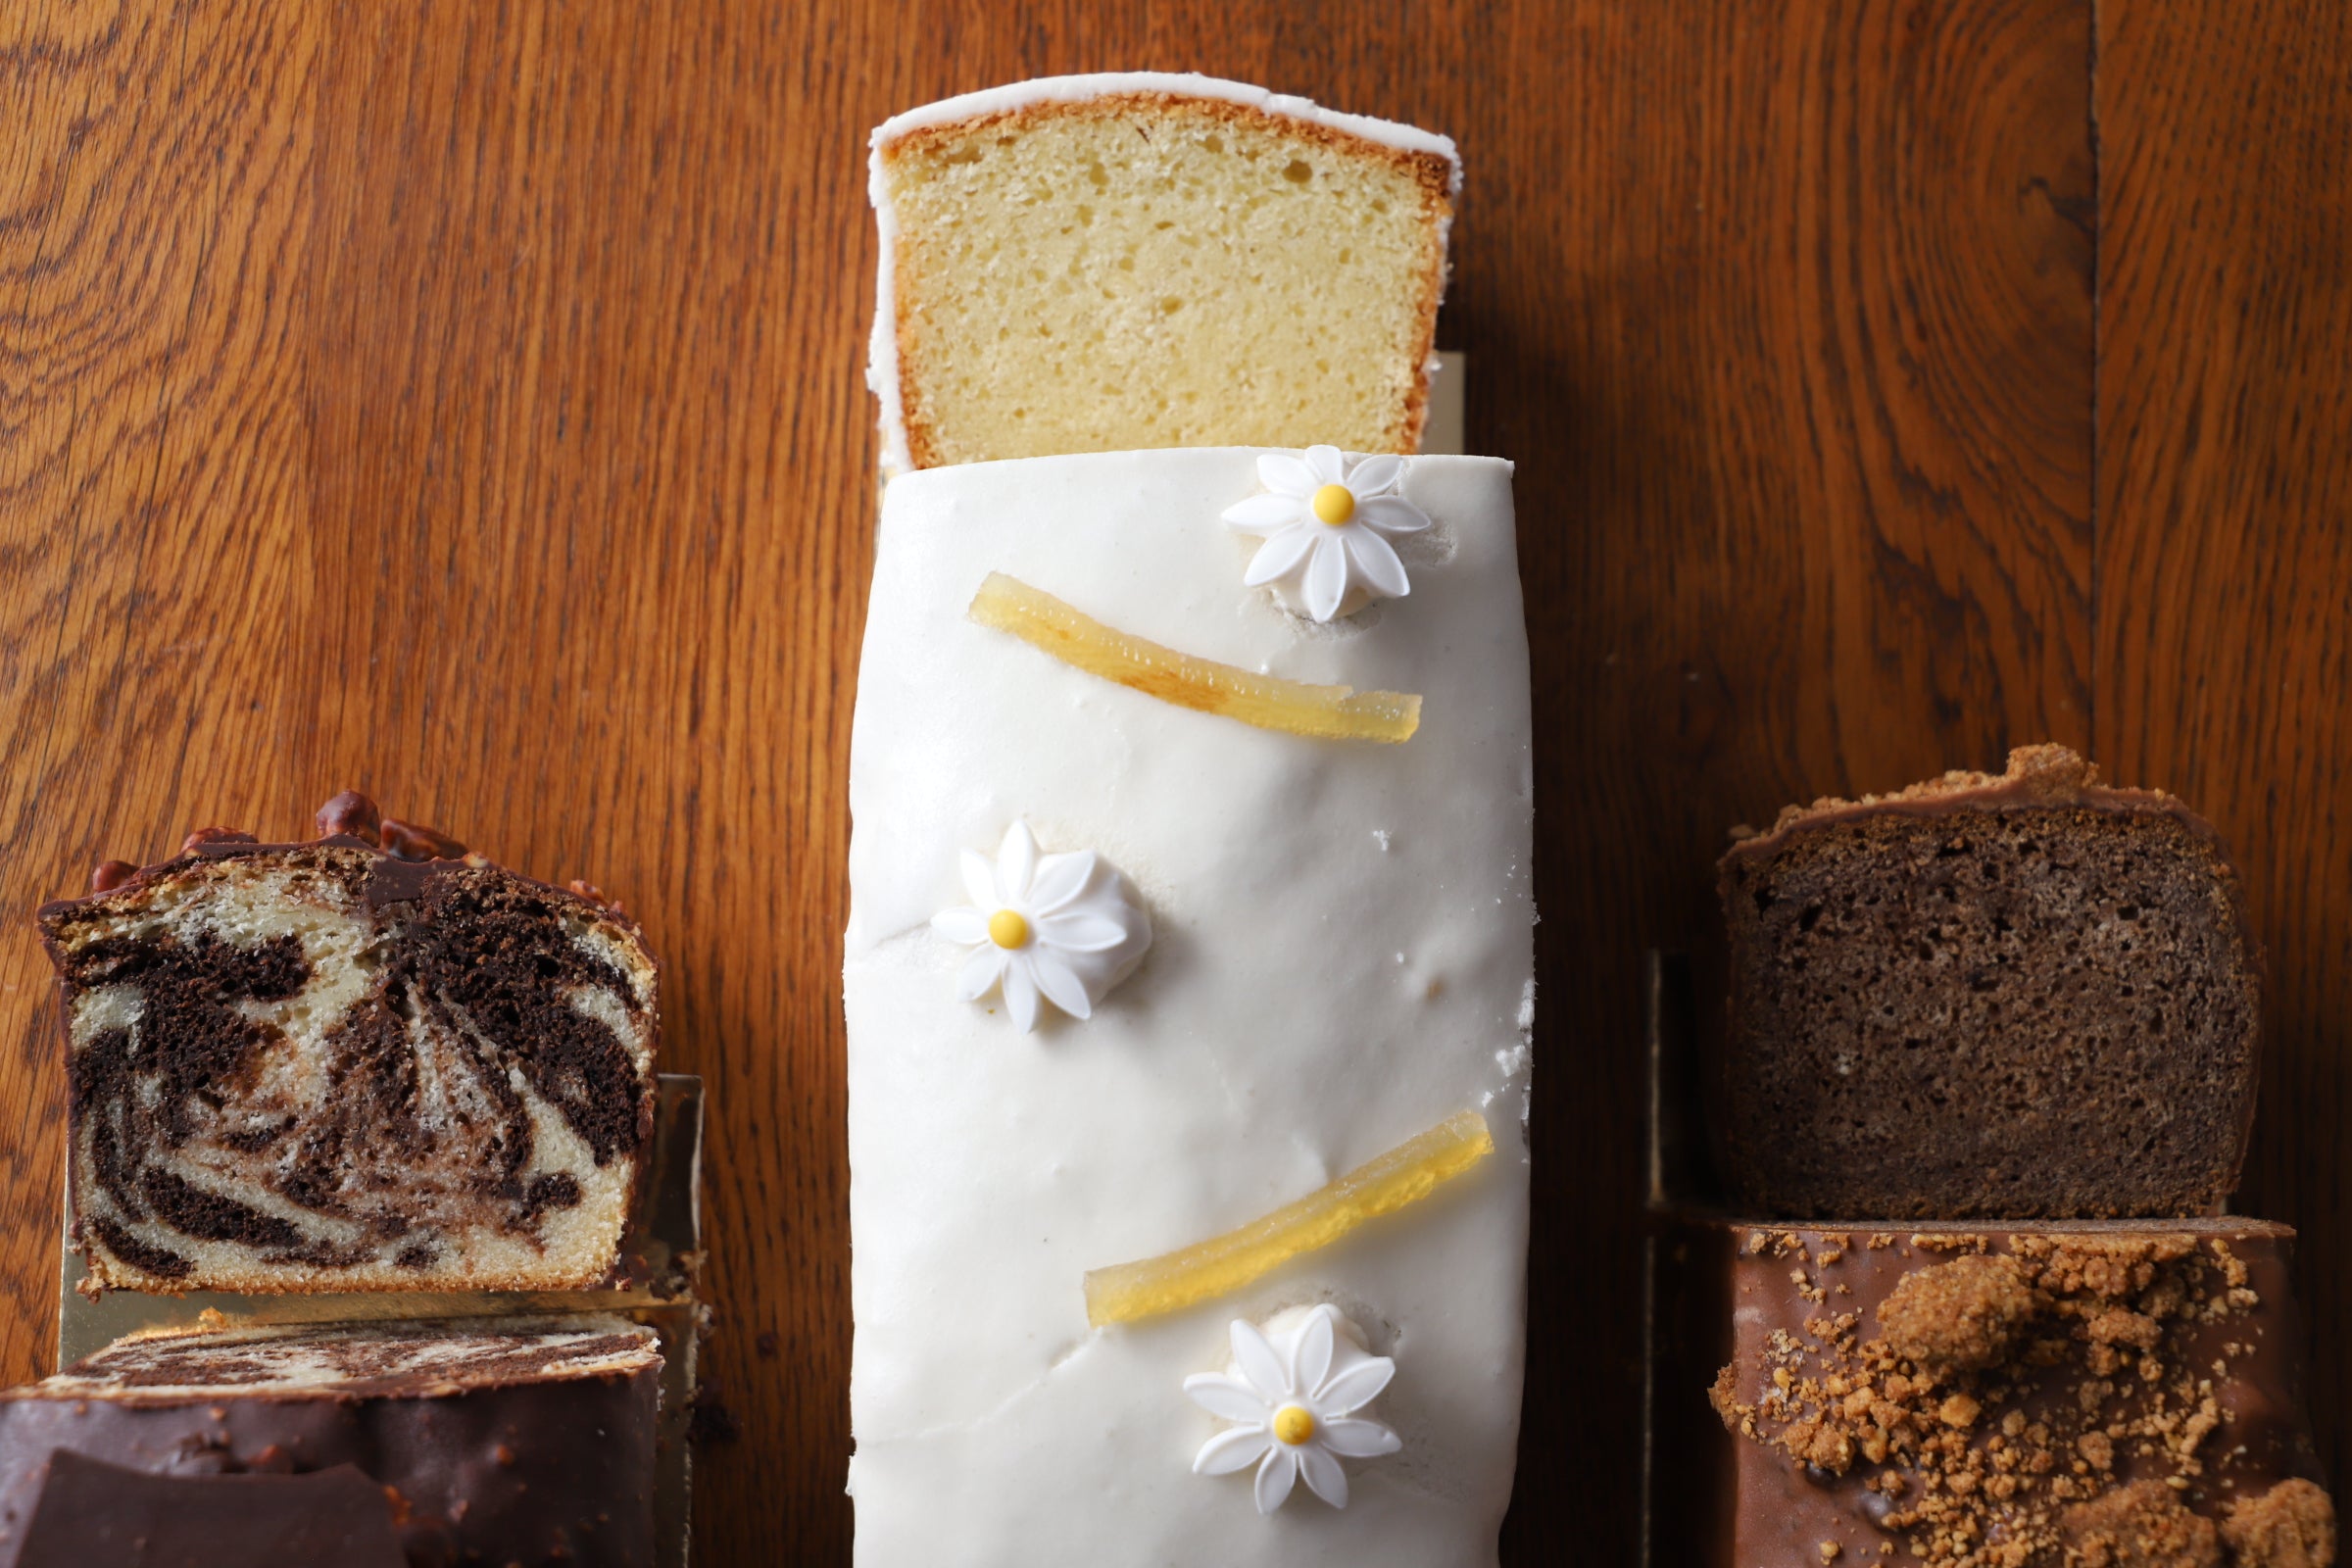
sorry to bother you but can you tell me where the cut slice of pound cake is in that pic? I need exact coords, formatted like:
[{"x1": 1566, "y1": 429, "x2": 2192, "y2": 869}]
[
  {"x1": 38, "y1": 793, "x2": 659, "y2": 1295},
  {"x1": 0, "y1": 1315, "x2": 661, "y2": 1568},
  {"x1": 868, "y1": 74, "x2": 1459, "y2": 471}
]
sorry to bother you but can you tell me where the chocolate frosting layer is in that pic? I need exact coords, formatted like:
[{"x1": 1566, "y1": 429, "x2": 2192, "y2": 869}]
[
  {"x1": 0, "y1": 1320, "x2": 660, "y2": 1568},
  {"x1": 13, "y1": 1452, "x2": 405, "y2": 1568},
  {"x1": 1706, "y1": 1220, "x2": 2330, "y2": 1566}
]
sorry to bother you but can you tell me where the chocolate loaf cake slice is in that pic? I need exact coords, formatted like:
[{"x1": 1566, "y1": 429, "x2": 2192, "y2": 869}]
[
  {"x1": 38, "y1": 793, "x2": 659, "y2": 1294},
  {"x1": 1720, "y1": 745, "x2": 2260, "y2": 1218},
  {"x1": 1706, "y1": 1221, "x2": 2334, "y2": 1568},
  {"x1": 0, "y1": 1315, "x2": 661, "y2": 1568}
]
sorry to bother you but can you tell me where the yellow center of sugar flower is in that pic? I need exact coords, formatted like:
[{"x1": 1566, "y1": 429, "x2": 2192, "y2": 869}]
[
  {"x1": 1273, "y1": 1405, "x2": 1317, "y2": 1446},
  {"x1": 988, "y1": 908, "x2": 1031, "y2": 950},
  {"x1": 1310, "y1": 484, "x2": 1356, "y2": 526}
]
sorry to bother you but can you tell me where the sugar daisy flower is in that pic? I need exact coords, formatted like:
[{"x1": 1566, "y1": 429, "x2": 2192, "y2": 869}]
[
  {"x1": 1184, "y1": 1305, "x2": 1401, "y2": 1513},
  {"x1": 1221, "y1": 445, "x2": 1433, "y2": 622},
  {"x1": 930, "y1": 820, "x2": 1151, "y2": 1033}
]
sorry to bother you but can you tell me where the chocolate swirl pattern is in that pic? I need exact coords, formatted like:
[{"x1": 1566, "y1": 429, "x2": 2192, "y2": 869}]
[{"x1": 39, "y1": 814, "x2": 658, "y2": 1295}]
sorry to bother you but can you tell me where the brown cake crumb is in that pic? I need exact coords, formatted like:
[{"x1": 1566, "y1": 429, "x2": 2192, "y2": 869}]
[
  {"x1": 2062, "y1": 1480, "x2": 2223, "y2": 1566},
  {"x1": 1878, "y1": 1254, "x2": 2038, "y2": 1373},
  {"x1": 2224, "y1": 1480, "x2": 2337, "y2": 1567},
  {"x1": 1718, "y1": 745, "x2": 2260, "y2": 1220}
]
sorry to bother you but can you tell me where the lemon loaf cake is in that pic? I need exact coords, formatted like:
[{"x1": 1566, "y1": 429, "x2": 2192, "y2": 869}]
[
  {"x1": 845, "y1": 447, "x2": 1534, "y2": 1563},
  {"x1": 867, "y1": 74, "x2": 1459, "y2": 472},
  {"x1": 37, "y1": 792, "x2": 659, "y2": 1295}
]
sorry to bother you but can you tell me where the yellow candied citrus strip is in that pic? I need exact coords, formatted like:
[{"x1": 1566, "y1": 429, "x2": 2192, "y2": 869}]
[
  {"x1": 1083, "y1": 1109, "x2": 1495, "y2": 1328},
  {"x1": 968, "y1": 572, "x2": 1421, "y2": 744}
]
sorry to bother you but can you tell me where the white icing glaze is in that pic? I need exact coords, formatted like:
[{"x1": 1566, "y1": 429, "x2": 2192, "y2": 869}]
[
  {"x1": 1224, "y1": 445, "x2": 1435, "y2": 621},
  {"x1": 1185, "y1": 1304, "x2": 1402, "y2": 1514},
  {"x1": 866, "y1": 76, "x2": 1465, "y2": 477},
  {"x1": 845, "y1": 449, "x2": 1532, "y2": 1564},
  {"x1": 930, "y1": 820, "x2": 1152, "y2": 1032}
]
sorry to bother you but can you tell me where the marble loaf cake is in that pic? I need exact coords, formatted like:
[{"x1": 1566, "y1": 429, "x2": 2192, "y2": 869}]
[
  {"x1": 37, "y1": 793, "x2": 659, "y2": 1294},
  {"x1": 0, "y1": 1315, "x2": 661, "y2": 1568},
  {"x1": 1719, "y1": 745, "x2": 2260, "y2": 1219},
  {"x1": 1705, "y1": 1222, "x2": 2335, "y2": 1568}
]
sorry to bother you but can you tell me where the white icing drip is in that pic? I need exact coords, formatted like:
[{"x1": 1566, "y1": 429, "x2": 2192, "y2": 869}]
[{"x1": 866, "y1": 75, "x2": 1463, "y2": 477}]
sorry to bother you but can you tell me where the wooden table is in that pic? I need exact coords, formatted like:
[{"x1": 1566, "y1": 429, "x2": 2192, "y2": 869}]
[{"x1": 6, "y1": 2, "x2": 2347, "y2": 1560}]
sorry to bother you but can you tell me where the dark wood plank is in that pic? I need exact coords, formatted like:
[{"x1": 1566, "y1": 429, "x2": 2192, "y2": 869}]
[
  {"x1": 1476, "y1": 5, "x2": 2092, "y2": 1554},
  {"x1": 1, "y1": 1, "x2": 2097, "y2": 1560},
  {"x1": 2095, "y1": 0, "x2": 2352, "y2": 1494}
]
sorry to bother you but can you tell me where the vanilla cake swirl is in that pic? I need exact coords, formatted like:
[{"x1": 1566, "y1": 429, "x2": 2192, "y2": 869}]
[{"x1": 38, "y1": 794, "x2": 658, "y2": 1295}]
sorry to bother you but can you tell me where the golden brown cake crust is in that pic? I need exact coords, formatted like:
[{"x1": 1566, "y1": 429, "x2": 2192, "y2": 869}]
[
  {"x1": 1726, "y1": 743, "x2": 2226, "y2": 858},
  {"x1": 878, "y1": 90, "x2": 1454, "y2": 470}
]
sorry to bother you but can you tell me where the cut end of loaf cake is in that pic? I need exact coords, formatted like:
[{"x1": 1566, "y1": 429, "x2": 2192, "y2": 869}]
[
  {"x1": 22, "y1": 1315, "x2": 662, "y2": 1404},
  {"x1": 869, "y1": 74, "x2": 1458, "y2": 472},
  {"x1": 39, "y1": 796, "x2": 659, "y2": 1295},
  {"x1": 1719, "y1": 746, "x2": 2260, "y2": 1220}
]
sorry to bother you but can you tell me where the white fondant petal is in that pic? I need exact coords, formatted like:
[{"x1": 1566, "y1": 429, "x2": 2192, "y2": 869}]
[
  {"x1": 1253, "y1": 1446, "x2": 1298, "y2": 1515},
  {"x1": 1222, "y1": 493, "x2": 1304, "y2": 532},
  {"x1": 1304, "y1": 444, "x2": 1347, "y2": 484},
  {"x1": 1023, "y1": 850, "x2": 1096, "y2": 914},
  {"x1": 1242, "y1": 525, "x2": 1317, "y2": 588},
  {"x1": 1231, "y1": 1319, "x2": 1292, "y2": 1399},
  {"x1": 955, "y1": 948, "x2": 1004, "y2": 1003},
  {"x1": 1027, "y1": 950, "x2": 1093, "y2": 1020},
  {"x1": 1357, "y1": 495, "x2": 1432, "y2": 534},
  {"x1": 1184, "y1": 1373, "x2": 1272, "y2": 1424},
  {"x1": 959, "y1": 850, "x2": 1000, "y2": 911},
  {"x1": 930, "y1": 906, "x2": 989, "y2": 945},
  {"x1": 1343, "y1": 527, "x2": 1411, "y2": 599},
  {"x1": 1036, "y1": 912, "x2": 1128, "y2": 953},
  {"x1": 1292, "y1": 1307, "x2": 1336, "y2": 1396},
  {"x1": 1348, "y1": 454, "x2": 1403, "y2": 495},
  {"x1": 1258, "y1": 453, "x2": 1319, "y2": 496},
  {"x1": 1312, "y1": 1354, "x2": 1396, "y2": 1415},
  {"x1": 1001, "y1": 956, "x2": 1041, "y2": 1033},
  {"x1": 1297, "y1": 1443, "x2": 1350, "y2": 1508},
  {"x1": 1320, "y1": 1417, "x2": 1402, "y2": 1458},
  {"x1": 996, "y1": 820, "x2": 1039, "y2": 899},
  {"x1": 1302, "y1": 535, "x2": 1348, "y2": 622},
  {"x1": 1193, "y1": 1425, "x2": 1273, "y2": 1476}
]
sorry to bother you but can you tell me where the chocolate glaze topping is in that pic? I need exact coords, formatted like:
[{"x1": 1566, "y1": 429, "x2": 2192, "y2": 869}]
[
  {"x1": 12, "y1": 1452, "x2": 406, "y2": 1568},
  {"x1": 1707, "y1": 1221, "x2": 2333, "y2": 1567},
  {"x1": 0, "y1": 1321, "x2": 659, "y2": 1568}
]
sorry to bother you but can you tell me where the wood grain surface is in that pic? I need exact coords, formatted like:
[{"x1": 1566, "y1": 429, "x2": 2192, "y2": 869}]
[
  {"x1": 2095, "y1": 0, "x2": 2352, "y2": 1502},
  {"x1": 0, "y1": 2, "x2": 2342, "y2": 1562}
]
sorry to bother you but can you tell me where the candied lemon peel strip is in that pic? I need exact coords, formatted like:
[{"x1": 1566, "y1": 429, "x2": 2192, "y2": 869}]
[
  {"x1": 968, "y1": 572, "x2": 1422, "y2": 744},
  {"x1": 1083, "y1": 1108, "x2": 1495, "y2": 1327}
]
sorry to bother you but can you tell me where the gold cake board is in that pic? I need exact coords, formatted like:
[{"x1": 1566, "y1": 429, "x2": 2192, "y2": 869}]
[{"x1": 57, "y1": 1073, "x2": 707, "y2": 1568}]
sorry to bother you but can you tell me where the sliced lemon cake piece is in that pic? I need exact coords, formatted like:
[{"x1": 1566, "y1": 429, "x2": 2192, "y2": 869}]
[
  {"x1": 867, "y1": 74, "x2": 1459, "y2": 472},
  {"x1": 38, "y1": 793, "x2": 659, "y2": 1295}
]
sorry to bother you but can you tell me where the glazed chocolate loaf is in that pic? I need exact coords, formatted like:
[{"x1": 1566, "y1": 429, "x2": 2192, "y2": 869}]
[
  {"x1": 1706, "y1": 1221, "x2": 2333, "y2": 1567},
  {"x1": 1720, "y1": 745, "x2": 2260, "y2": 1219},
  {"x1": 38, "y1": 793, "x2": 659, "y2": 1294},
  {"x1": 0, "y1": 1316, "x2": 661, "y2": 1568}
]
